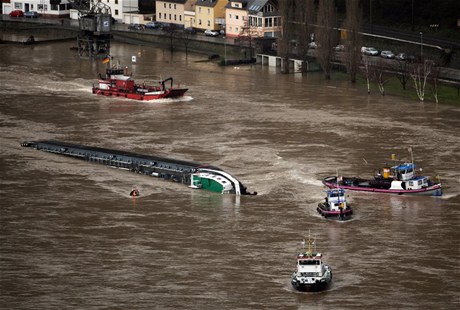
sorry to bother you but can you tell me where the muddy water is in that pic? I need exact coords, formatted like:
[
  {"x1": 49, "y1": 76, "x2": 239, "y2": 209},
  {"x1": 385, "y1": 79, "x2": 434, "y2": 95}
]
[{"x1": 1, "y1": 42, "x2": 459, "y2": 309}]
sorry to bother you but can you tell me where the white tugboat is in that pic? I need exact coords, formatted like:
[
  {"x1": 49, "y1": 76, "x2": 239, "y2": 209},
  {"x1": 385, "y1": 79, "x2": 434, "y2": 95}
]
[{"x1": 291, "y1": 233, "x2": 332, "y2": 292}]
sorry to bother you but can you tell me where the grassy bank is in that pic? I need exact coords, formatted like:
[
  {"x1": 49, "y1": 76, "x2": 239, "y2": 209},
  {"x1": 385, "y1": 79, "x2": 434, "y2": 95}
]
[{"x1": 332, "y1": 71, "x2": 460, "y2": 106}]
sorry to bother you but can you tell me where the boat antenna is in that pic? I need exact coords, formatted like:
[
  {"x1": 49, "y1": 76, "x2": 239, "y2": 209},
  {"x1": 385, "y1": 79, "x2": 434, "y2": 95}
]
[{"x1": 408, "y1": 147, "x2": 414, "y2": 168}]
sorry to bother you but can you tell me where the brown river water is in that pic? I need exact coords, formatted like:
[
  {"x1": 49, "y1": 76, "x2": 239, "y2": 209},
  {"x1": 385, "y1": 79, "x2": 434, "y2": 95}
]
[{"x1": 1, "y1": 42, "x2": 459, "y2": 309}]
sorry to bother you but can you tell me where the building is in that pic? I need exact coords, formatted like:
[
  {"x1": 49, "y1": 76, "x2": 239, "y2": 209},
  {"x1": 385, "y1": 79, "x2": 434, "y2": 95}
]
[
  {"x1": 225, "y1": 0, "x2": 249, "y2": 37},
  {"x1": 224, "y1": 0, "x2": 280, "y2": 38},
  {"x1": 194, "y1": 0, "x2": 226, "y2": 31},
  {"x1": 2, "y1": 0, "x2": 71, "y2": 16},
  {"x1": 156, "y1": 0, "x2": 195, "y2": 28}
]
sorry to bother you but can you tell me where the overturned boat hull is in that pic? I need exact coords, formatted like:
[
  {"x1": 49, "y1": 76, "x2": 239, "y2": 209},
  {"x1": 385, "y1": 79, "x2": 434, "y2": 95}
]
[{"x1": 21, "y1": 140, "x2": 256, "y2": 195}]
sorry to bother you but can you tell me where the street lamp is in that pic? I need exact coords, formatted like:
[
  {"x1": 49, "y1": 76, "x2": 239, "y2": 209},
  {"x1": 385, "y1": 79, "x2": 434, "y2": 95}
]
[
  {"x1": 223, "y1": 36, "x2": 227, "y2": 65},
  {"x1": 369, "y1": 0, "x2": 372, "y2": 34},
  {"x1": 420, "y1": 32, "x2": 423, "y2": 61}
]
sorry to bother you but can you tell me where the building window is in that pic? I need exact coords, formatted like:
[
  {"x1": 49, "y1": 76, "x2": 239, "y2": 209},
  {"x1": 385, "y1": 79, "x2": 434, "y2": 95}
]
[
  {"x1": 115, "y1": 9, "x2": 119, "y2": 15},
  {"x1": 229, "y1": 14, "x2": 232, "y2": 19},
  {"x1": 169, "y1": 14, "x2": 171, "y2": 20},
  {"x1": 235, "y1": 15, "x2": 239, "y2": 20},
  {"x1": 198, "y1": 19, "x2": 202, "y2": 25},
  {"x1": 169, "y1": 4, "x2": 171, "y2": 9},
  {"x1": 159, "y1": 12, "x2": 161, "y2": 19},
  {"x1": 207, "y1": 20, "x2": 210, "y2": 27},
  {"x1": 174, "y1": 14, "x2": 176, "y2": 21},
  {"x1": 174, "y1": 4, "x2": 176, "y2": 9},
  {"x1": 15, "y1": 3, "x2": 22, "y2": 9},
  {"x1": 164, "y1": 3, "x2": 166, "y2": 8},
  {"x1": 115, "y1": 0, "x2": 118, "y2": 4},
  {"x1": 208, "y1": 8, "x2": 210, "y2": 14},
  {"x1": 179, "y1": 15, "x2": 182, "y2": 21}
]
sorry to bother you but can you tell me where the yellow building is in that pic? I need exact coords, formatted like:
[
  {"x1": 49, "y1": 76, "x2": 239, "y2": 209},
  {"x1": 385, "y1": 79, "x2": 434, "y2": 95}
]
[
  {"x1": 194, "y1": 0, "x2": 227, "y2": 31},
  {"x1": 156, "y1": 0, "x2": 197, "y2": 28}
]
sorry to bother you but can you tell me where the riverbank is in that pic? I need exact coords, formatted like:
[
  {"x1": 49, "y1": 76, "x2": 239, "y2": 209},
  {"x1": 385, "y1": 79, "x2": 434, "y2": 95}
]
[
  {"x1": 2, "y1": 18, "x2": 459, "y2": 106},
  {"x1": 331, "y1": 71, "x2": 460, "y2": 106}
]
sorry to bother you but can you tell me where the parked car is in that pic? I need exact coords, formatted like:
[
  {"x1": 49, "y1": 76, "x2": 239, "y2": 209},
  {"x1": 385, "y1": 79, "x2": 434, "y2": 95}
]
[
  {"x1": 204, "y1": 29, "x2": 220, "y2": 37},
  {"x1": 308, "y1": 42, "x2": 318, "y2": 49},
  {"x1": 184, "y1": 27, "x2": 196, "y2": 34},
  {"x1": 9, "y1": 10, "x2": 24, "y2": 17},
  {"x1": 380, "y1": 50, "x2": 395, "y2": 59},
  {"x1": 333, "y1": 44, "x2": 345, "y2": 52},
  {"x1": 24, "y1": 11, "x2": 38, "y2": 18},
  {"x1": 395, "y1": 53, "x2": 415, "y2": 62},
  {"x1": 128, "y1": 23, "x2": 144, "y2": 31},
  {"x1": 363, "y1": 47, "x2": 379, "y2": 56},
  {"x1": 145, "y1": 21, "x2": 159, "y2": 29}
]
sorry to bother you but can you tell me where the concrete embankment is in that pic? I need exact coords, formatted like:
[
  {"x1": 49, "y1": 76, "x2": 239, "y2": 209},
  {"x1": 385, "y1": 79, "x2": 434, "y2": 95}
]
[{"x1": 0, "y1": 19, "x2": 250, "y2": 60}]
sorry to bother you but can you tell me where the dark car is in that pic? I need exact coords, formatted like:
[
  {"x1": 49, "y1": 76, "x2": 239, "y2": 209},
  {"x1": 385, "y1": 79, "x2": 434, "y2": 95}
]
[
  {"x1": 24, "y1": 11, "x2": 38, "y2": 18},
  {"x1": 9, "y1": 10, "x2": 24, "y2": 17},
  {"x1": 184, "y1": 27, "x2": 196, "y2": 34},
  {"x1": 128, "y1": 23, "x2": 144, "y2": 31}
]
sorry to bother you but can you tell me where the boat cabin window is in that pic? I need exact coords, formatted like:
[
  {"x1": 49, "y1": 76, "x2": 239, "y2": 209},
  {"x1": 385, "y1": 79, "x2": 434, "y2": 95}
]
[{"x1": 299, "y1": 260, "x2": 320, "y2": 265}]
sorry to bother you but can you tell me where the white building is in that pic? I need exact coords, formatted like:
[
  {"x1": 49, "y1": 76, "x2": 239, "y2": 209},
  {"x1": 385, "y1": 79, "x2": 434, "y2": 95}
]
[{"x1": 2, "y1": 0, "x2": 71, "y2": 16}]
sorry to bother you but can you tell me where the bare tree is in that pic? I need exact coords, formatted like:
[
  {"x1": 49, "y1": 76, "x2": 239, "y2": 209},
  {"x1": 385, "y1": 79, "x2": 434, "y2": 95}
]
[
  {"x1": 362, "y1": 57, "x2": 371, "y2": 94},
  {"x1": 278, "y1": 0, "x2": 295, "y2": 73},
  {"x1": 342, "y1": 0, "x2": 362, "y2": 83},
  {"x1": 316, "y1": 0, "x2": 337, "y2": 79},
  {"x1": 295, "y1": 0, "x2": 315, "y2": 73},
  {"x1": 410, "y1": 60, "x2": 433, "y2": 102},
  {"x1": 429, "y1": 62, "x2": 441, "y2": 103},
  {"x1": 370, "y1": 59, "x2": 391, "y2": 96},
  {"x1": 393, "y1": 59, "x2": 411, "y2": 90}
]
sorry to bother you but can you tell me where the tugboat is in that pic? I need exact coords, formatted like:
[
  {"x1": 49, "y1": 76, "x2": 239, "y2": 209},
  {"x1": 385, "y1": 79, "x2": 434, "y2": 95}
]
[
  {"x1": 323, "y1": 151, "x2": 442, "y2": 196},
  {"x1": 92, "y1": 62, "x2": 188, "y2": 101},
  {"x1": 317, "y1": 188, "x2": 353, "y2": 221},
  {"x1": 291, "y1": 233, "x2": 333, "y2": 292}
]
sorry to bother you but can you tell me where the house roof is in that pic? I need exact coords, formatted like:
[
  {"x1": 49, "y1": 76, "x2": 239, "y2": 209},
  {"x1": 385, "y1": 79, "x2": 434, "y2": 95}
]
[
  {"x1": 196, "y1": 0, "x2": 220, "y2": 8},
  {"x1": 158, "y1": 0, "x2": 189, "y2": 4}
]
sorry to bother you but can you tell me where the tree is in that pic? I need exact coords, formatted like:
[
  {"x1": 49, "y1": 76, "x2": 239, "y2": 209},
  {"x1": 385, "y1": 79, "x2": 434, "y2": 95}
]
[
  {"x1": 393, "y1": 59, "x2": 411, "y2": 91},
  {"x1": 410, "y1": 60, "x2": 433, "y2": 102},
  {"x1": 278, "y1": 0, "x2": 296, "y2": 73},
  {"x1": 295, "y1": 0, "x2": 315, "y2": 73},
  {"x1": 370, "y1": 59, "x2": 391, "y2": 96},
  {"x1": 316, "y1": 0, "x2": 337, "y2": 79},
  {"x1": 342, "y1": 0, "x2": 362, "y2": 83}
]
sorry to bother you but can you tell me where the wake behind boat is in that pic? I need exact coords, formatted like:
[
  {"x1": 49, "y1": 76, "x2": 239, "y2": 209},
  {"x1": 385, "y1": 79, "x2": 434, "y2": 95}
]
[
  {"x1": 92, "y1": 62, "x2": 188, "y2": 101},
  {"x1": 323, "y1": 151, "x2": 442, "y2": 196}
]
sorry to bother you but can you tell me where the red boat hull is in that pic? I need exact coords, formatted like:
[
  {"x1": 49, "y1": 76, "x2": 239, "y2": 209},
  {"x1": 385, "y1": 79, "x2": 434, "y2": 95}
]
[
  {"x1": 322, "y1": 177, "x2": 442, "y2": 196},
  {"x1": 92, "y1": 87, "x2": 188, "y2": 101}
]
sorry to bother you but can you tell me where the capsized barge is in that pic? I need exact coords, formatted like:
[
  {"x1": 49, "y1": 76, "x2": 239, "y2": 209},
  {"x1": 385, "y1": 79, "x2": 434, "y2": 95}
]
[{"x1": 21, "y1": 140, "x2": 256, "y2": 195}]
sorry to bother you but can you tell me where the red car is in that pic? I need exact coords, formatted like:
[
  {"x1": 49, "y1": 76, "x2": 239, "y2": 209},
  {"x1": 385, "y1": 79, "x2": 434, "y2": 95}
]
[{"x1": 9, "y1": 10, "x2": 24, "y2": 17}]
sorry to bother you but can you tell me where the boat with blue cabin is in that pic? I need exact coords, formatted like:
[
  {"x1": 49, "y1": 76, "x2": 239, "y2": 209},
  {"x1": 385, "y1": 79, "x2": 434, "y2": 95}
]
[
  {"x1": 323, "y1": 152, "x2": 442, "y2": 196},
  {"x1": 317, "y1": 188, "x2": 353, "y2": 220}
]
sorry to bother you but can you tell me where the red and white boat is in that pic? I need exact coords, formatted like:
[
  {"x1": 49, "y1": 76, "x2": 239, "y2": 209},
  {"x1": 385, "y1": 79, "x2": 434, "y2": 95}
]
[{"x1": 92, "y1": 65, "x2": 188, "y2": 101}]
